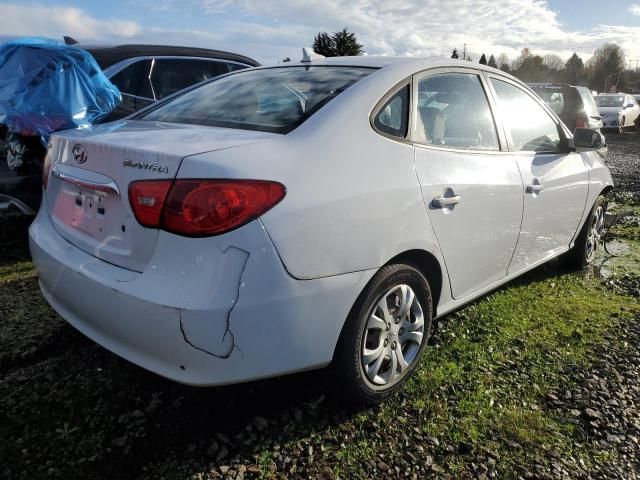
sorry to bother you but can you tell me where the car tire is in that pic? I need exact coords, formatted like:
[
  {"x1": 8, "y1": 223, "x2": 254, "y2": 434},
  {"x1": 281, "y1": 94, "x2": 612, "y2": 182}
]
[
  {"x1": 618, "y1": 118, "x2": 625, "y2": 134},
  {"x1": 564, "y1": 195, "x2": 607, "y2": 269},
  {"x1": 332, "y1": 263, "x2": 433, "y2": 405}
]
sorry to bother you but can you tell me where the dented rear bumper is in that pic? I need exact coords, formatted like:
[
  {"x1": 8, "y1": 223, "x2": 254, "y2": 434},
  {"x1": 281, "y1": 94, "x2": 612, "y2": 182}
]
[{"x1": 28, "y1": 205, "x2": 372, "y2": 385}]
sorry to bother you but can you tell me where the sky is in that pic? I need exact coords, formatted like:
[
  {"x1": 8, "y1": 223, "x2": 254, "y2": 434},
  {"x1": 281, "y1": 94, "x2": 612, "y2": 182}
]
[{"x1": 0, "y1": 0, "x2": 639, "y2": 65}]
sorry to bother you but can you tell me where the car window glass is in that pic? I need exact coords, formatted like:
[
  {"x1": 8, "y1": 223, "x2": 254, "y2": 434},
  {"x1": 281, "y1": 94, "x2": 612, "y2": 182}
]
[
  {"x1": 531, "y1": 88, "x2": 565, "y2": 115},
  {"x1": 108, "y1": 60, "x2": 150, "y2": 97},
  {"x1": 415, "y1": 73, "x2": 499, "y2": 150},
  {"x1": 374, "y1": 85, "x2": 409, "y2": 138},
  {"x1": 490, "y1": 79, "x2": 562, "y2": 153},
  {"x1": 151, "y1": 59, "x2": 223, "y2": 99},
  {"x1": 579, "y1": 89, "x2": 598, "y2": 116},
  {"x1": 141, "y1": 66, "x2": 374, "y2": 134},
  {"x1": 224, "y1": 62, "x2": 249, "y2": 73}
]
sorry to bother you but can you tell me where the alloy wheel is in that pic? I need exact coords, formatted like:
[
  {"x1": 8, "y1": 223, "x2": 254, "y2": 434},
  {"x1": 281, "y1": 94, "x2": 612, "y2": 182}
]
[
  {"x1": 586, "y1": 205, "x2": 605, "y2": 262},
  {"x1": 361, "y1": 284, "x2": 425, "y2": 387}
]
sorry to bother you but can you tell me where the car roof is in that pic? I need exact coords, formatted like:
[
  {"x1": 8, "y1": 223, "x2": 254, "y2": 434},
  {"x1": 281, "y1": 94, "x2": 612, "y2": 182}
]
[
  {"x1": 263, "y1": 55, "x2": 516, "y2": 77},
  {"x1": 79, "y1": 43, "x2": 260, "y2": 69}
]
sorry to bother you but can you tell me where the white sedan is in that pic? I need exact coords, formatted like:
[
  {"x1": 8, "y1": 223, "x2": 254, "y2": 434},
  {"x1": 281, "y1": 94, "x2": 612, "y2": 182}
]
[
  {"x1": 596, "y1": 93, "x2": 640, "y2": 133},
  {"x1": 30, "y1": 54, "x2": 612, "y2": 404}
]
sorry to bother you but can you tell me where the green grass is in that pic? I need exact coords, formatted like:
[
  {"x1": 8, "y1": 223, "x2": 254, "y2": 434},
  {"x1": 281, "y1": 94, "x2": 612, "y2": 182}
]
[
  {"x1": 342, "y1": 263, "x2": 639, "y2": 477},
  {"x1": 1, "y1": 205, "x2": 639, "y2": 479}
]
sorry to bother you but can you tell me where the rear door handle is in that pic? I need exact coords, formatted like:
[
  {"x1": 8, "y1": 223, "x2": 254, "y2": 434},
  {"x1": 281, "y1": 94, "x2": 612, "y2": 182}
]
[
  {"x1": 432, "y1": 195, "x2": 461, "y2": 208},
  {"x1": 526, "y1": 184, "x2": 544, "y2": 194}
]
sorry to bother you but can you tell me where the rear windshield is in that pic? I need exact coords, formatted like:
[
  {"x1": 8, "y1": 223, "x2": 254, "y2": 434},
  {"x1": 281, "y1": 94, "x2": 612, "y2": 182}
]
[
  {"x1": 596, "y1": 95, "x2": 624, "y2": 107},
  {"x1": 530, "y1": 87, "x2": 568, "y2": 115},
  {"x1": 139, "y1": 66, "x2": 374, "y2": 133}
]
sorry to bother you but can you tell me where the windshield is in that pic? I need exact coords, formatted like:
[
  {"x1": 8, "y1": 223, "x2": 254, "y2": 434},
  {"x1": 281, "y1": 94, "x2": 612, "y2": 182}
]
[
  {"x1": 139, "y1": 66, "x2": 374, "y2": 133},
  {"x1": 596, "y1": 95, "x2": 624, "y2": 107}
]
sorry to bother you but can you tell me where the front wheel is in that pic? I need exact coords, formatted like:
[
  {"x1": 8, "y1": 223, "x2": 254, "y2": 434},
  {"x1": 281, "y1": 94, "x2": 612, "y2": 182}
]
[
  {"x1": 332, "y1": 264, "x2": 433, "y2": 405},
  {"x1": 564, "y1": 196, "x2": 606, "y2": 269},
  {"x1": 618, "y1": 118, "x2": 625, "y2": 134}
]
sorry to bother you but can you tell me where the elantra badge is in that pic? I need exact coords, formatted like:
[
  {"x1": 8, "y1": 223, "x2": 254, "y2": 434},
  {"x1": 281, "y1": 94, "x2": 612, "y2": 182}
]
[
  {"x1": 72, "y1": 144, "x2": 88, "y2": 164},
  {"x1": 123, "y1": 159, "x2": 169, "y2": 173}
]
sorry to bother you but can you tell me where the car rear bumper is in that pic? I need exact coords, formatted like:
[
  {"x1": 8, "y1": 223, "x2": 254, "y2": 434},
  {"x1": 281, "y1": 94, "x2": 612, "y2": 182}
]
[{"x1": 29, "y1": 206, "x2": 371, "y2": 386}]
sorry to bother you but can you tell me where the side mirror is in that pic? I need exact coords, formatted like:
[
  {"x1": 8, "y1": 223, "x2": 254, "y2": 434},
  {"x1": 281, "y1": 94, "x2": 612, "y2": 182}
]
[
  {"x1": 571, "y1": 128, "x2": 606, "y2": 152},
  {"x1": 626, "y1": 103, "x2": 635, "y2": 108}
]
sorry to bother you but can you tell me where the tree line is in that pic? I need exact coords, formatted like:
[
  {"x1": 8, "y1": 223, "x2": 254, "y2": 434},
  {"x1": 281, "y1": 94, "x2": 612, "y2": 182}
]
[
  {"x1": 308, "y1": 28, "x2": 639, "y2": 93},
  {"x1": 453, "y1": 43, "x2": 640, "y2": 93}
]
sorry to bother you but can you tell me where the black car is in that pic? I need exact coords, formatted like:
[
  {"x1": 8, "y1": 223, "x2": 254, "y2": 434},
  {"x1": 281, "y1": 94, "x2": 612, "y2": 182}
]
[
  {"x1": 0, "y1": 40, "x2": 259, "y2": 215},
  {"x1": 528, "y1": 83, "x2": 603, "y2": 133}
]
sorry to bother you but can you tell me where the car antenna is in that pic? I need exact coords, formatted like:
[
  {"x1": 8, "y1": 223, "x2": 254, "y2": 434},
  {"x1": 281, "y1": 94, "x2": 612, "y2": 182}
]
[
  {"x1": 301, "y1": 47, "x2": 324, "y2": 63},
  {"x1": 63, "y1": 36, "x2": 78, "y2": 45}
]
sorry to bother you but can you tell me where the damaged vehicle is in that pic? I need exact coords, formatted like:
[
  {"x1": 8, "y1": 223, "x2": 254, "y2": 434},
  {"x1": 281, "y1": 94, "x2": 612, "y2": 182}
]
[
  {"x1": 0, "y1": 38, "x2": 259, "y2": 214},
  {"x1": 30, "y1": 53, "x2": 613, "y2": 404}
]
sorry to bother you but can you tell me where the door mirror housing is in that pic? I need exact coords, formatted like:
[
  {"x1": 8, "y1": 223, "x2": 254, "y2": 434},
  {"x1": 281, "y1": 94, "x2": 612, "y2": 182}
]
[
  {"x1": 626, "y1": 103, "x2": 635, "y2": 108},
  {"x1": 570, "y1": 128, "x2": 606, "y2": 152}
]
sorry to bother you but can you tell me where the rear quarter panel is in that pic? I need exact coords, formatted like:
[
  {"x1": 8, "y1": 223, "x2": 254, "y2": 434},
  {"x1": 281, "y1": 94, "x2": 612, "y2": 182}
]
[{"x1": 178, "y1": 69, "x2": 447, "y2": 282}]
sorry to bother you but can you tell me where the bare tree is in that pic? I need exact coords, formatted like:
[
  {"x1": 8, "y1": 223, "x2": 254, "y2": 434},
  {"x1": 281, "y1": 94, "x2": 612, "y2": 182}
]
[
  {"x1": 587, "y1": 43, "x2": 626, "y2": 92},
  {"x1": 543, "y1": 54, "x2": 564, "y2": 71}
]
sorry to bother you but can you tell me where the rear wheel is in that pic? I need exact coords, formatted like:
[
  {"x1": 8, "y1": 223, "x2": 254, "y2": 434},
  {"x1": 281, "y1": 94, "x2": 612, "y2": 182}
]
[
  {"x1": 333, "y1": 264, "x2": 433, "y2": 405},
  {"x1": 564, "y1": 195, "x2": 606, "y2": 269}
]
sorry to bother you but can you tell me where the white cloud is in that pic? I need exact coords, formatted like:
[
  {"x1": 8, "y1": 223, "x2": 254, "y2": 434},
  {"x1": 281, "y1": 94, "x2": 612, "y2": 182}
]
[
  {"x1": 630, "y1": 3, "x2": 640, "y2": 16},
  {"x1": 1, "y1": 1, "x2": 639, "y2": 65},
  {"x1": 0, "y1": 3, "x2": 141, "y2": 39}
]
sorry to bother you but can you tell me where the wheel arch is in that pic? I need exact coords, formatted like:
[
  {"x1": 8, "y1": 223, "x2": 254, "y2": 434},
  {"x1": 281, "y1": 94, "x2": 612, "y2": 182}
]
[{"x1": 386, "y1": 249, "x2": 444, "y2": 317}]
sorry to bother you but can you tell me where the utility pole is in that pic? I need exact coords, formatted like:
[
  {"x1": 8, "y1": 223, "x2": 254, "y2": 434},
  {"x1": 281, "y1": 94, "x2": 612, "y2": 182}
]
[{"x1": 463, "y1": 43, "x2": 472, "y2": 61}]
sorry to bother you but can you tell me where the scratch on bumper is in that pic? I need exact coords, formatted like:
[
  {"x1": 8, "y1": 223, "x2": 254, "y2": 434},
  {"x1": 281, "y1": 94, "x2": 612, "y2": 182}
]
[{"x1": 178, "y1": 246, "x2": 250, "y2": 359}]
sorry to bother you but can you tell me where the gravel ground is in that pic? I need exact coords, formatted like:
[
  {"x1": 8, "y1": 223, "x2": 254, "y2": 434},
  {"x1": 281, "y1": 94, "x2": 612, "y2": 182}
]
[{"x1": 0, "y1": 133, "x2": 639, "y2": 480}]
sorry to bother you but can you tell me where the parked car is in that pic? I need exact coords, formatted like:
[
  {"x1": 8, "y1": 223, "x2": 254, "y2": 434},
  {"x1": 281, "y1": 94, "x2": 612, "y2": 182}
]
[
  {"x1": 528, "y1": 83, "x2": 603, "y2": 132},
  {"x1": 595, "y1": 93, "x2": 640, "y2": 133},
  {"x1": 29, "y1": 55, "x2": 612, "y2": 404},
  {"x1": 0, "y1": 40, "x2": 259, "y2": 214}
]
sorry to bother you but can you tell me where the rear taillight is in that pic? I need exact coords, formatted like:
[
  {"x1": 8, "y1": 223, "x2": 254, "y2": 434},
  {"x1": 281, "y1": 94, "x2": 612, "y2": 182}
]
[
  {"x1": 128, "y1": 179, "x2": 286, "y2": 237},
  {"x1": 576, "y1": 114, "x2": 588, "y2": 129},
  {"x1": 128, "y1": 180, "x2": 172, "y2": 228},
  {"x1": 42, "y1": 153, "x2": 52, "y2": 189}
]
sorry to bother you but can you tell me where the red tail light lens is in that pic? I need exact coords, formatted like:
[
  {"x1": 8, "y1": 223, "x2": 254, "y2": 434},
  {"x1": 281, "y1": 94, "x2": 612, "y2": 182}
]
[
  {"x1": 163, "y1": 179, "x2": 286, "y2": 236},
  {"x1": 128, "y1": 179, "x2": 286, "y2": 236},
  {"x1": 128, "y1": 180, "x2": 172, "y2": 228},
  {"x1": 576, "y1": 114, "x2": 588, "y2": 129}
]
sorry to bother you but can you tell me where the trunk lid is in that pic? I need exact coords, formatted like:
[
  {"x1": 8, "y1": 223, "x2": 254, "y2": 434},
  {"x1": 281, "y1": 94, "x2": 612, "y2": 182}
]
[{"x1": 45, "y1": 120, "x2": 274, "y2": 272}]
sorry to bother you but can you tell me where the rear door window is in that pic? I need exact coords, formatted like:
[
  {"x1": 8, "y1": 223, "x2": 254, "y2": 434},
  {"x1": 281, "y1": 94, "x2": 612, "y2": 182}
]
[
  {"x1": 414, "y1": 72, "x2": 499, "y2": 150},
  {"x1": 150, "y1": 59, "x2": 225, "y2": 99},
  {"x1": 490, "y1": 78, "x2": 562, "y2": 153},
  {"x1": 108, "y1": 60, "x2": 152, "y2": 98},
  {"x1": 140, "y1": 66, "x2": 374, "y2": 134}
]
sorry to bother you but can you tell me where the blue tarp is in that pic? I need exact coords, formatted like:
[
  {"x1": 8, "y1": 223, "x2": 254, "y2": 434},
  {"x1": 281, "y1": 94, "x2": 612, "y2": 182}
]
[{"x1": 0, "y1": 37, "x2": 121, "y2": 144}]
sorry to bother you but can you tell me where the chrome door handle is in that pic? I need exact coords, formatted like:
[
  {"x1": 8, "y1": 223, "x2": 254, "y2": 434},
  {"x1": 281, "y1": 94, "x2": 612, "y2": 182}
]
[
  {"x1": 432, "y1": 195, "x2": 461, "y2": 208},
  {"x1": 526, "y1": 184, "x2": 544, "y2": 194}
]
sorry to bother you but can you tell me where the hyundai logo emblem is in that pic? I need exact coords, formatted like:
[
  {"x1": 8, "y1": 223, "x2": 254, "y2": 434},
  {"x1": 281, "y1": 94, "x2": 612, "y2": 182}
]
[{"x1": 72, "y1": 144, "x2": 88, "y2": 164}]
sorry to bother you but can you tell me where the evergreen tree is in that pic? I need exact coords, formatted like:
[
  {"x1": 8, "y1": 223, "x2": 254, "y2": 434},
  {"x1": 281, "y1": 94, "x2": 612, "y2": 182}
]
[
  {"x1": 487, "y1": 54, "x2": 497, "y2": 68},
  {"x1": 332, "y1": 28, "x2": 364, "y2": 56},
  {"x1": 312, "y1": 32, "x2": 336, "y2": 57},
  {"x1": 564, "y1": 53, "x2": 585, "y2": 85},
  {"x1": 312, "y1": 28, "x2": 364, "y2": 57},
  {"x1": 451, "y1": 48, "x2": 459, "y2": 59},
  {"x1": 479, "y1": 54, "x2": 487, "y2": 65}
]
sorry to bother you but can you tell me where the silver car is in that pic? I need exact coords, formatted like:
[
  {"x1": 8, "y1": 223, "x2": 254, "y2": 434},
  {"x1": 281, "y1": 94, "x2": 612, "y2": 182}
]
[
  {"x1": 29, "y1": 56, "x2": 612, "y2": 404},
  {"x1": 596, "y1": 93, "x2": 640, "y2": 133}
]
